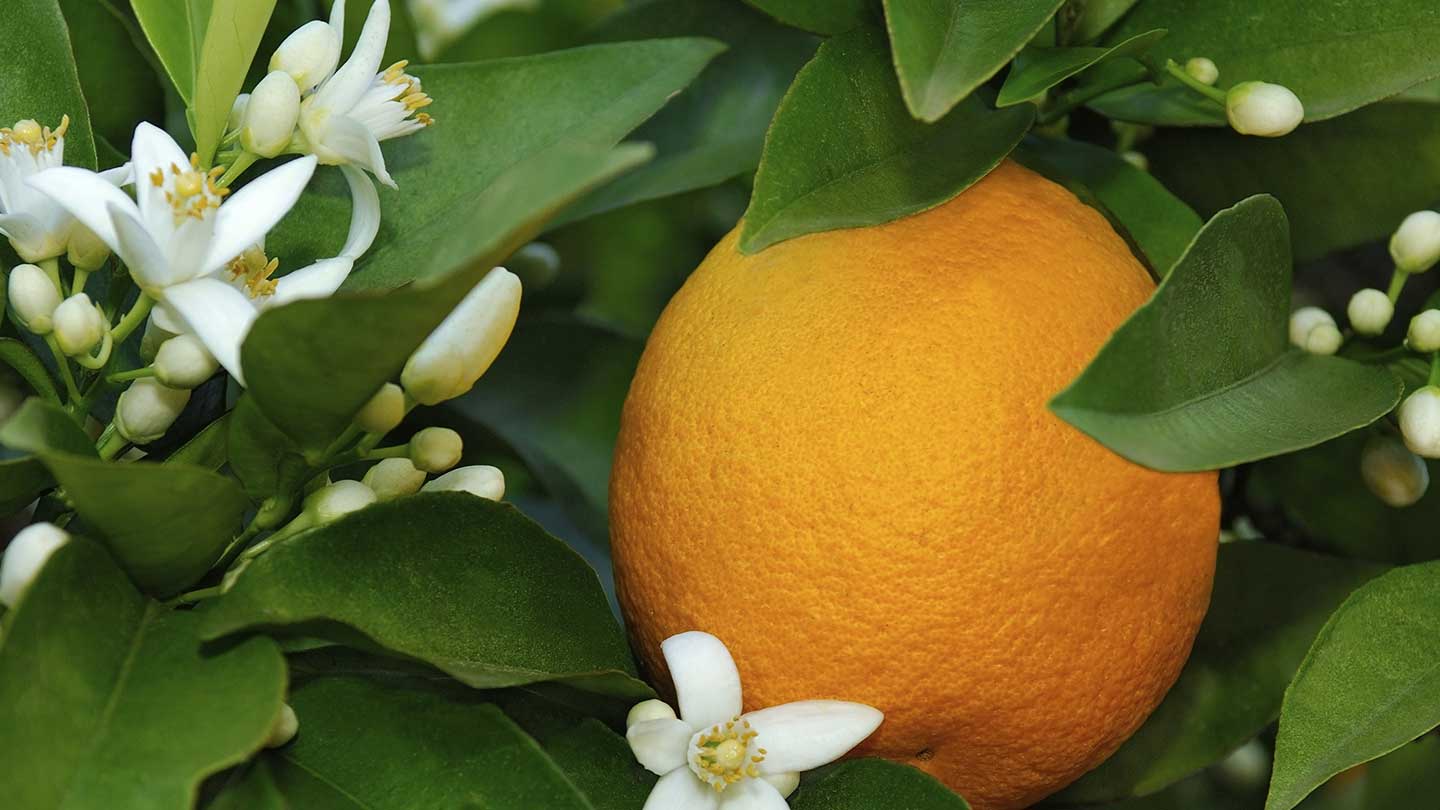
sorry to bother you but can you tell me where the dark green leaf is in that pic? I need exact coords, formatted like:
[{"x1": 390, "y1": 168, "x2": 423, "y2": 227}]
[
  {"x1": 228, "y1": 395, "x2": 307, "y2": 500},
  {"x1": 997, "y1": 29, "x2": 1165, "y2": 107},
  {"x1": 740, "y1": 25, "x2": 1033, "y2": 253},
  {"x1": 430, "y1": 0, "x2": 617, "y2": 63},
  {"x1": 1050, "y1": 196, "x2": 1402, "y2": 471},
  {"x1": 208, "y1": 760, "x2": 286, "y2": 810},
  {"x1": 1, "y1": 0, "x2": 97, "y2": 169},
  {"x1": 1069, "y1": 0, "x2": 1140, "y2": 44},
  {"x1": 59, "y1": 0, "x2": 166, "y2": 150},
  {"x1": 0, "y1": 338, "x2": 59, "y2": 403},
  {"x1": 741, "y1": 0, "x2": 869, "y2": 35},
  {"x1": 884, "y1": 0, "x2": 1064, "y2": 121},
  {"x1": 165, "y1": 412, "x2": 231, "y2": 470},
  {"x1": 540, "y1": 720, "x2": 657, "y2": 810},
  {"x1": 0, "y1": 458, "x2": 53, "y2": 516},
  {"x1": 1267, "y1": 561, "x2": 1440, "y2": 810},
  {"x1": 0, "y1": 538, "x2": 286, "y2": 810},
  {"x1": 1055, "y1": 543, "x2": 1385, "y2": 803},
  {"x1": 0, "y1": 397, "x2": 96, "y2": 456},
  {"x1": 192, "y1": 0, "x2": 276, "y2": 164},
  {"x1": 202, "y1": 493, "x2": 651, "y2": 697},
  {"x1": 791, "y1": 759, "x2": 971, "y2": 809},
  {"x1": 1092, "y1": 0, "x2": 1440, "y2": 124},
  {"x1": 132, "y1": 0, "x2": 212, "y2": 104}
]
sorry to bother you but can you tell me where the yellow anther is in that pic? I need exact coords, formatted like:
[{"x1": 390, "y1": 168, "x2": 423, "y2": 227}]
[
  {"x1": 402, "y1": 93, "x2": 433, "y2": 111},
  {"x1": 174, "y1": 171, "x2": 204, "y2": 198},
  {"x1": 11, "y1": 120, "x2": 42, "y2": 144}
]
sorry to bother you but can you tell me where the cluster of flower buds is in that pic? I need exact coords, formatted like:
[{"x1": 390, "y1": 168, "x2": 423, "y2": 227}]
[
  {"x1": 7, "y1": 264, "x2": 110, "y2": 364},
  {"x1": 1164, "y1": 57, "x2": 1306, "y2": 139}
]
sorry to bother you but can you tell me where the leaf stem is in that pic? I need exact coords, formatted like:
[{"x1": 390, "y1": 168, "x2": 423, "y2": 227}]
[
  {"x1": 1161, "y1": 59, "x2": 1228, "y2": 105},
  {"x1": 71, "y1": 268, "x2": 90, "y2": 297},
  {"x1": 111, "y1": 294, "x2": 154, "y2": 345},
  {"x1": 217, "y1": 152, "x2": 260, "y2": 189},
  {"x1": 1387, "y1": 266, "x2": 1410, "y2": 305},
  {"x1": 1429, "y1": 353, "x2": 1440, "y2": 387},
  {"x1": 97, "y1": 424, "x2": 129, "y2": 460},
  {"x1": 1039, "y1": 70, "x2": 1154, "y2": 124},
  {"x1": 108, "y1": 366, "x2": 156, "y2": 384},
  {"x1": 43, "y1": 335, "x2": 82, "y2": 407}
]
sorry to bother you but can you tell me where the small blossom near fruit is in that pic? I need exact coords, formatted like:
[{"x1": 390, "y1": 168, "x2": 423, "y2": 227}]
[
  {"x1": 1390, "y1": 210, "x2": 1440, "y2": 274},
  {"x1": 265, "y1": 703, "x2": 300, "y2": 748},
  {"x1": 1400, "y1": 386, "x2": 1440, "y2": 458},
  {"x1": 402, "y1": 267, "x2": 522, "y2": 405},
  {"x1": 1408, "y1": 309, "x2": 1440, "y2": 352},
  {"x1": 116, "y1": 378, "x2": 191, "y2": 444},
  {"x1": 8, "y1": 262, "x2": 61, "y2": 334},
  {"x1": 1225, "y1": 81, "x2": 1303, "y2": 137},
  {"x1": 0, "y1": 522, "x2": 69, "y2": 607},
  {"x1": 422, "y1": 465, "x2": 505, "y2": 501},
  {"x1": 1184, "y1": 57, "x2": 1219, "y2": 86},
  {"x1": 356, "y1": 382, "x2": 406, "y2": 435},
  {"x1": 1360, "y1": 434, "x2": 1430, "y2": 507},
  {"x1": 1346, "y1": 288, "x2": 1393, "y2": 336},
  {"x1": 362, "y1": 457, "x2": 426, "y2": 500},
  {"x1": 52, "y1": 293, "x2": 106, "y2": 356},
  {"x1": 409, "y1": 427, "x2": 463, "y2": 473},
  {"x1": 1301, "y1": 322, "x2": 1342, "y2": 355},
  {"x1": 304, "y1": 479, "x2": 378, "y2": 525},
  {"x1": 1288, "y1": 307, "x2": 1335, "y2": 350},
  {"x1": 154, "y1": 334, "x2": 220, "y2": 389}
]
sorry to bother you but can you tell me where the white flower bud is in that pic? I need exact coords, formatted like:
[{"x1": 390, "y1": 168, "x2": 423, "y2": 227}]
[
  {"x1": 52, "y1": 293, "x2": 106, "y2": 356},
  {"x1": 1120, "y1": 150, "x2": 1149, "y2": 172},
  {"x1": 1360, "y1": 434, "x2": 1429, "y2": 507},
  {"x1": 422, "y1": 465, "x2": 505, "y2": 501},
  {"x1": 116, "y1": 378, "x2": 190, "y2": 444},
  {"x1": 303, "y1": 479, "x2": 377, "y2": 525},
  {"x1": 402, "y1": 268, "x2": 522, "y2": 405},
  {"x1": 1346, "y1": 288, "x2": 1393, "y2": 336},
  {"x1": 409, "y1": 427, "x2": 463, "y2": 473},
  {"x1": 1410, "y1": 309, "x2": 1440, "y2": 352},
  {"x1": 1184, "y1": 57, "x2": 1219, "y2": 86},
  {"x1": 626, "y1": 699, "x2": 677, "y2": 729},
  {"x1": 66, "y1": 224, "x2": 111, "y2": 271},
  {"x1": 355, "y1": 383, "x2": 406, "y2": 435},
  {"x1": 270, "y1": 20, "x2": 342, "y2": 92},
  {"x1": 1214, "y1": 739, "x2": 1269, "y2": 792},
  {"x1": 229, "y1": 93, "x2": 251, "y2": 132},
  {"x1": 140, "y1": 313, "x2": 177, "y2": 363},
  {"x1": 265, "y1": 703, "x2": 299, "y2": 748},
  {"x1": 8, "y1": 263, "x2": 61, "y2": 334},
  {"x1": 1288, "y1": 307, "x2": 1335, "y2": 349},
  {"x1": 763, "y1": 772, "x2": 801, "y2": 799},
  {"x1": 361, "y1": 457, "x2": 426, "y2": 501},
  {"x1": 1302, "y1": 322, "x2": 1342, "y2": 355},
  {"x1": 1389, "y1": 210, "x2": 1440, "y2": 274},
  {"x1": 1400, "y1": 386, "x2": 1440, "y2": 458},
  {"x1": 154, "y1": 334, "x2": 220, "y2": 389},
  {"x1": 0, "y1": 522, "x2": 69, "y2": 607},
  {"x1": 241, "y1": 71, "x2": 302, "y2": 159},
  {"x1": 1225, "y1": 81, "x2": 1304, "y2": 137}
]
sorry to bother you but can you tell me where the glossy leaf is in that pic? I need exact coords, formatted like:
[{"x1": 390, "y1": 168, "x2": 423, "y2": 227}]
[
  {"x1": 202, "y1": 493, "x2": 652, "y2": 697},
  {"x1": 208, "y1": 760, "x2": 286, "y2": 810},
  {"x1": 997, "y1": 29, "x2": 1165, "y2": 107},
  {"x1": 884, "y1": 0, "x2": 1064, "y2": 121},
  {"x1": 0, "y1": 339, "x2": 59, "y2": 403},
  {"x1": 0, "y1": 538, "x2": 286, "y2": 810},
  {"x1": 165, "y1": 412, "x2": 231, "y2": 470},
  {"x1": 1267, "y1": 561, "x2": 1440, "y2": 810},
  {"x1": 1050, "y1": 196, "x2": 1402, "y2": 471},
  {"x1": 0, "y1": 459, "x2": 52, "y2": 516},
  {"x1": 227, "y1": 395, "x2": 307, "y2": 501},
  {"x1": 1069, "y1": 0, "x2": 1140, "y2": 43},
  {"x1": 740, "y1": 26, "x2": 1033, "y2": 253},
  {"x1": 1055, "y1": 543, "x2": 1385, "y2": 803},
  {"x1": 0, "y1": 397, "x2": 96, "y2": 456},
  {"x1": 741, "y1": 0, "x2": 869, "y2": 35},
  {"x1": 1, "y1": 0, "x2": 97, "y2": 169},
  {"x1": 791, "y1": 759, "x2": 971, "y2": 809},
  {"x1": 131, "y1": 0, "x2": 211, "y2": 104},
  {"x1": 540, "y1": 720, "x2": 657, "y2": 810},
  {"x1": 1092, "y1": 0, "x2": 1440, "y2": 124},
  {"x1": 191, "y1": 0, "x2": 276, "y2": 164},
  {"x1": 59, "y1": 0, "x2": 166, "y2": 150}
]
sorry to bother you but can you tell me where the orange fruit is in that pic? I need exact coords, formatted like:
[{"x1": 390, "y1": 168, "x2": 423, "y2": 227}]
[{"x1": 609, "y1": 160, "x2": 1219, "y2": 810}]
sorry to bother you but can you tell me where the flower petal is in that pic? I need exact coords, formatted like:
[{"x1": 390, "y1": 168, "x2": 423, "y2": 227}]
[
  {"x1": 108, "y1": 202, "x2": 173, "y2": 290},
  {"x1": 328, "y1": 0, "x2": 346, "y2": 31},
  {"x1": 272, "y1": 257, "x2": 353, "y2": 305},
  {"x1": 160, "y1": 277, "x2": 259, "y2": 384},
  {"x1": 0, "y1": 213, "x2": 46, "y2": 256},
  {"x1": 744, "y1": 700, "x2": 883, "y2": 774},
  {"x1": 663, "y1": 632, "x2": 742, "y2": 730},
  {"x1": 643, "y1": 769, "x2": 719, "y2": 810},
  {"x1": 131, "y1": 122, "x2": 190, "y2": 237},
  {"x1": 323, "y1": 115, "x2": 394, "y2": 188},
  {"x1": 626, "y1": 718, "x2": 694, "y2": 776},
  {"x1": 315, "y1": 0, "x2": 391, "y2": 114},
  {"x1": 201, "y1": 156, "x2": 318, "y2": 276},
  {"x1": 338, "y1": 164, "x2": 381, "y2": 258},
  {"x1": 721, "y1": 777, "x2": 789, "y2": 810},
  {"x1": 26, "y1": 166, "x2": 138, "y2": 251}
]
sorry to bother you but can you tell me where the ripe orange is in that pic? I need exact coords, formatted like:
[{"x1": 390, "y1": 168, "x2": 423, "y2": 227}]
[{"x1": 609, "y1": 160, "x2": 1219, "y2": 810}]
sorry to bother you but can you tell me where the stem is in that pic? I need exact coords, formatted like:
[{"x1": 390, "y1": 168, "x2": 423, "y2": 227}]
[
  {"x1": 1429, "y1": 353, "x2": 1440, "y2": 387},
  {"x1": 1387, "y1": 266, "x2": 1410, "y2": 305},
  {"x1": 111, "y1": 294, "x2": 154, "y2": 345},
  {"x1": 38, "y1": 257, "x2": 61, "y2": 288},
  {"x1": 44, "y1": 335, "x2": 82, "y2": 405},
  {"x1": 162, "y1": 584, "x2": 226, "y2": 607},
  {"x1": 1162, "y1": 59, "x2": 1228, "y2": 105},
  {"x1": 97, "y1": 425, "x2": 129, "y2": 460},
  {"x1": 71, "y1": 268, "x2": 90, "y2": 297},
  {"x1": 217, "y1": 152, "x2": 260, "y2": 189},
  {"x1": 108, "y1": 366, "x2": 156, "y2": 384},
  {"x1": 72, "y1": 330, "x2": 113, "y2": 371},
  {"x1": 1039, "y1": 70, "x2": 1154, "y2": 124},
  {"x1": 364, "y1": 444, "x2": 409, "y2": 460}
]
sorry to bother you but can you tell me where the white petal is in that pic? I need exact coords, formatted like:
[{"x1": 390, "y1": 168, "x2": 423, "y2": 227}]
[
  {"x1": 744, "y1": 701, "x2": 883, "y2": 774},
  {"x1": 324, "y1": 115, "x2": 393, "y2": 188},
  {"x1": 150, "y1": 305, "x2": 184, "y2": 335},
  {"x1": 272, "y1": 257, "x2": 352, "y2": 305},
  {"x1": 108, "y1": 202, "x2": 173, "y2": 290},
  {"x1": 201, "y1": 156, "x2": 318, "y2": 276},
  {"x1": 131, "y1": 122, "x2": 190, "y2": 234},
  {"x1": 663, "y1": 632, "x2": 742, "y2": 730},
  {"x1": 338, "y1": 164, "x2": 380, "y2": 258},
  {"x1": 626, "y1": 718, "x2": 694, "y2": 776},
  {"x1": 719, "y1": 778, "x2": 789, "y2": 810},
  {"x1": 0, "y1": 213, "x2": 46, "y2": 255},
  {"x1": 316, "y1": 0, "x2": 391, "y2": 114},
  {"x1": 160, "y1": 277, "x2": 259, "y2": 384},
  {"x1": 26, "y1": 166, "x2": 138, "y2": 251},
  {"x1": 99, "y1": 163, "x2": 134, "y2": 187},
  {"x1": 328, "y1": 0, "x2": 347, "y2": 30},
  {"x1": 643, "y1": 769, "x2": 719, "y2": 810}
]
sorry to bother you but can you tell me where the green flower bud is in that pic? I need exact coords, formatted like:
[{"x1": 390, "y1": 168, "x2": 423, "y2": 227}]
[
  {"x1": 303, "y1": 479, "x2": 377, "y2": 525},
  {"x1": 241, "y1": 71, "x2": 301, "y2": 159},
  {"x1": 409, "y1": 427, "x2": 463, "y2": 473},
  {"x1": 355, "y1": 382, "x2": 405, "y2": 435},
  {"x1": 1408, "y1": 309, "x2": 1440, "y2": 352},
  {"x1": 1390, "y1": 210, "x2": 1440, "y2": 274},
  {"x1": 66, "y1": 224, "x2": 111, "y2": 271},
  {"x1": 265, "y1": 703, "x2": 299, "y2": 748},
  {"x1": 1346, "y1": 288, "x2": 1392, "y2": 336},
  {"x1": 52, "y1": 293, "x2": 105, "y2": 356},
  {"x1": 1400, "y1": 386, "x2": 1440, "y2": 458},
  {"x1": 8, "y1": 263, "x2": 61, "y2": 334},
  {"x1": 1184, "y1": 57, "x2": 1219, "y2": 86},
  {"x1": 361, "y1": 458, "x2": 426, "y2": 501},
  {"x1": 154, "y1": 334, "x2": 220, "y2": 389},
  {"x1": 116, "y1": 378, "x2": 190, "y2": 444},
  {"x1": 1360, "y1": 434, "x2": 1429, "y2": 507}
]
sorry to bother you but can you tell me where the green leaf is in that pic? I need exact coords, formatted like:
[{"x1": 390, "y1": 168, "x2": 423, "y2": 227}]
[
  {"x1": 1266, "y1": 561, "x2": 1440, "y2": 810},
  {"x1": 246, "y1": 143, "x2": 649, "y2": 454},
  {"x1": 192, "y1": 0, "x2": 276, "y2": 164},
  {"x1": 791, "y1": 759, "x2": 971, "y2": 809},
  {"x1": 739, "y1": 25, "x2": 1033, "y2": 253},
  {"x1": 165, "y1": 412, "x2": 231, "y2": 470},
  {"x1": 741, "y1": 0, "x2": 869, "y2": 35},
  {"x1": 0, "y1": 397, "x2": 96, "y2": 456},
  {"x1": 1069, "y1": 0, "x2": 1141, "y2": 43},
  {"x1": 208, "y1": 760, "x2": 286, "y2": 810},
  {"x1": 0, "y1": 537, "x2": 286, "y2": 810},
  {"x1": 0, "y1": 338, "x2": 60, "y2": 403},
  {"x1": 228, "y1": 395, "x2": 307, "y2": 501},
  {"x1": 1363, "y1": 736, "x2": 1440, "y2": 809},
  {"x1": 539, "y1": 720, "x2": 657, "y2": 810},
  {"x1": 59, "y1": 0, "x2": 166, "y2": 150},
  {"x1": 1091, "y1": 0, "x2": 1440, "y2": 124},
  {"x1": 884, "y1": 0, "x2": 1064, "y2": 121},
  {"x1": 202, "y1": 493, "x2": 651, "y2": 697},
  {"x1": 1050, "y1": 196, "x2": 1402, "y2": 471},
  {"x1": 1054, "y1": 542, "x2": 1385, "y2": 803},
  {"x1": 997, "y1": 29, "x2": 1165, "y2": 107},
  {"x1": 1016, "y1": 135, "x2": 1201, "y2": 276},
  {"x1": 268, "y1": 39, "x2": 725, "y2": 290},
  {"x1": 558, "y1": 0, "x2": 819, "y2": 223},
  {"x1": 1, "y1": 0, "x2": 97, "y2": 169},
  {"x1": 132, "y1": 0, "x2": 212, "y2": 104},
  {"x1": 268, "y1": 675, "x2": 593, "y2": 809},
  {"x1": 0, "y1": 458, "x2": 52, "y2": 515},
  {"x1": 1147, "y1": 102, "x2": 1440, "y2": 263}
]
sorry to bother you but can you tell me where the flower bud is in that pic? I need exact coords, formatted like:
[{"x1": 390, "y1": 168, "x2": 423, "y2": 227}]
[
  {"x1": 1184, "y1": 57, "x2": 1219, "y2": 86},
  {"x1": 140, "y1": 314, "x2": 177, "y2": 363},
  {"x1": 361, "y1": 457, "x2": 426, "y2": 501},
  {"x1": 265, "y1": 703, "x2": 299, "y2": 748},
  {"x1": 1288, "y1": 307, "x2": 1335, "y2": 349},
  {"x1": 409, "y1": 427, "x2": 463, "y2": 473},
  {"x1": 8, "y1": 263, "x2": 61, "y2": 334},
  {"x1": 303, "y1": 479, "x2": 377, "y2": 525},
  {"x1": 0, "y1": 522, "x2": 69, "y2": 607},
  {"x1": 1389, "y1": 210, "x2": 1440, "y2": 274},
  {"x1": 1346, "y1": 288, "x2": 1393, "y2": 336},
  {"x1": 116, "y1": 378, "x2": 190, "y2": 444},
  {"x1": 402, "y1": 268, "x2": 522, "y2": 405},
  {"x1": 1400, "y1": 386, "x2": 1440, "y2": 458},
  {"x1": 270, "y1": 20, "x2": 341, "y2": 92},
  {"x1": 422, "y1": 465, "x2": 505, "y2": 501},
  {"x1": 154, "y1": 334, "x2": 220, "y2": 389},
  {"x1": 1302, "y1": 322, "x2": 1342, "y2": 355},
  {"x1": 626, "y1": 700, "x2": 677, "y2": 729},
  {"x1": 66, "y1": 224, "x2": 111, "y2": 271},
  {"x1": 52, "y1": 293, "x2": 106, "y2": 356},
  {"x1": 229, "y1": 93, "x2": 251, "y2": 132},
  {"x1": 1410, "y1": 310, "x2": 1440, "y2": 352},
  {"x1": 241, "y1": 71, "x2": 302, "y2": 159},
  {"x1": 1225, "y1": 81, "x2": 1304, "y2": 137},
  {"x1": 355, "y1": 383, "x2": 405, "y2": 435},
  {"x1": 1360, "y1": 434, "x2": 1429, "y2": 507}
]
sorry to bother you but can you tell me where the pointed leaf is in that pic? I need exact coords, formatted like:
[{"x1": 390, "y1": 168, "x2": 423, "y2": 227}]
[
  {"x1": 997, "y1": 29, "x2": 1166, "y2": 107},
  {"x1": 791, "y1": 759, "x2": 971, "y2": 809},
  {"x1": 191, "y1": 0, "x2": 277, "y2": 165},
  {"x1": 1, "y1": 0, "x2": 97, "y2": 169},
  {"x1": 741, "y1": 0, "x2": 869, "y2": 35},
  {"x1": 59, "y1": 0, "x2": 166, "y2": 149},
  {"x1": 0, "y1": 397, "x2": 96, "y2": 456},
  {"x1": 0, "y1": 338, "x2": 60, "y2": 404},
  {"x1": 131, "y1": 0, "x2": 213, "y2": 104}
]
